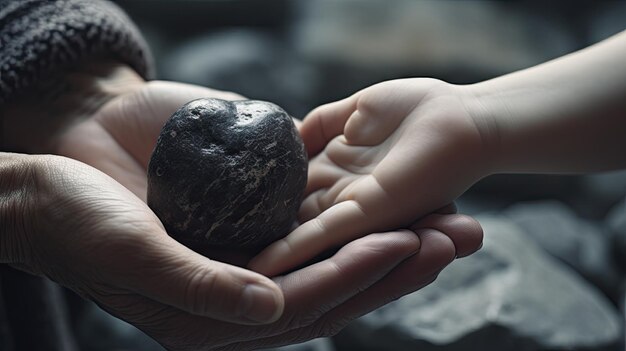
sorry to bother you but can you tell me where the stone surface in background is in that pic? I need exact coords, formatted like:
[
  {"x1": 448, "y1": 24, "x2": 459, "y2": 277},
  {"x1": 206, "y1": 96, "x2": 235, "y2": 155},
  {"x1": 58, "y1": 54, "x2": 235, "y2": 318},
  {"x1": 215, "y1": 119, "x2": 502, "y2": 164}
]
[
  {"x1": 161, "y1": 30, "x2": 318, "y2": 118},
  {"x1": 503, "y1": 200, "x2": 621, "y2": 296},
  {"x1": 333, "y1": 215, "x2": 623, "y2": 351},
  {"x1": 578, "y1": 171, "x2": 626, "y2": 219}
]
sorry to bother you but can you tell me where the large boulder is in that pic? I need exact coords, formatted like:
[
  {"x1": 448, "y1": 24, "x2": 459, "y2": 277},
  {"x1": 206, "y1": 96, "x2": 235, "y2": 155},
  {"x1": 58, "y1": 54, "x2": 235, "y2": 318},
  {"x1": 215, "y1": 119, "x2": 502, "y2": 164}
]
[
  {"x1": 502, "y1": 200, "x2": 621, "y2": 295},
  {"x1": 333, "y1": 215, "x2": 623, "y2": 351}
]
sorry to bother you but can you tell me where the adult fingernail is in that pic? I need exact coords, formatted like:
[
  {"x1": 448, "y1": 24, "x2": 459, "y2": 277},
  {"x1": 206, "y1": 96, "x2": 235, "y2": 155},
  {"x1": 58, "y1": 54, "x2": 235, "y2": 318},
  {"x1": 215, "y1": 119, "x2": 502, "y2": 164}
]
[{"x1": 239, "y1": 284, "x2": 283, "y2": 323}]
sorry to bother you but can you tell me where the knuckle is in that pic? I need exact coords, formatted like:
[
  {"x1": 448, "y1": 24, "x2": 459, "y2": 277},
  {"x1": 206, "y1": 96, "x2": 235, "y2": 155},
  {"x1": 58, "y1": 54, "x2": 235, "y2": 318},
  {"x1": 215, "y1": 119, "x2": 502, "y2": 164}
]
[{"x1": 422, "y1": 228, "x2": 456, "y2": 266}]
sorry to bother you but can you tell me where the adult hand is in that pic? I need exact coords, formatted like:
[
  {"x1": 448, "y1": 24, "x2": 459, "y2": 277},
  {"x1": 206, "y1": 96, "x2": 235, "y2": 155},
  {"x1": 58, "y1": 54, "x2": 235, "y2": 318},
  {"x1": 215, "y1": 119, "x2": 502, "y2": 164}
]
[
  {"x1": 250, "y1": 79, "x2": 489, "y2": 275},
  {"x1": 1, "y1": 63, "x2": 484, "y2": 350},
  {"x1": 0, "y1": 152, "x2": 282, "y2": 326},
  {"x1": 2, "y1": 60, "x2": 243, "y2": 200},
  {"x1": 0, "y1": 154, "x2": 481, "y2": 350}
]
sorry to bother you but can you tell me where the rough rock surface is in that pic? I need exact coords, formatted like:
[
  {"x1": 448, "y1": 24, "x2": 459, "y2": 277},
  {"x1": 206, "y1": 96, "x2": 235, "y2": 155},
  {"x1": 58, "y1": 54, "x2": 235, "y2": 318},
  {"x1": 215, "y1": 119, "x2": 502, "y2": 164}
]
[
  {"x1": 503, "y1": 200, "x2": 621, "y2": 294},
  {"x1": 333, "y1": 215, "x2": 623, "y2": 351},
  {"x1": 148, "y1": 98, "x2": 307, "y2": 251}
]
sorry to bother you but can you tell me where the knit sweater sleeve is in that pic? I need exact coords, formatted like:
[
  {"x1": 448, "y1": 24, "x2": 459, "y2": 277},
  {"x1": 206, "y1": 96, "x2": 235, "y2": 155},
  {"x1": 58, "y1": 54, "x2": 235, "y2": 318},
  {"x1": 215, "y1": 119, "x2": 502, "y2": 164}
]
[{"x1": 0, "y1": 0, "x2": 154, "y2": 105}]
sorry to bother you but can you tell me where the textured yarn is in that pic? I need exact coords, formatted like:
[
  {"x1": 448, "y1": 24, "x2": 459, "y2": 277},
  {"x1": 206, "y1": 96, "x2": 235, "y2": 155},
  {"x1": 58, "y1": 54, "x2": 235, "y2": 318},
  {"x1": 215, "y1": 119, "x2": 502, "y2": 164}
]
[{"x1": 0, "y1": 0, "x2": 153, "y2": 105}]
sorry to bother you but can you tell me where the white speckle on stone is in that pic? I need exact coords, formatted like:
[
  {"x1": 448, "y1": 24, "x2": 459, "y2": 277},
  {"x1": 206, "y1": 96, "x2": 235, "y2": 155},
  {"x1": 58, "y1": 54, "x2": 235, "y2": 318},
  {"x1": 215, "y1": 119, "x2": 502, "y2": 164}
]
[
  {"x1": 205, "y1": 222, "x2": 219, "y2": 239},
  {"x1": 235, "y1": 104, "x2": 265, "y2": 126},
  {"x1": 244, "y1": 159, "x2": 277, "y2": 192},
  {"x1": 177, "y1": 202, "x2": 202, "y2": 231},
  {"x1": 235, "y1": 201, "x2": 263, "y2": 227},
  {"x1": 204, "y1": 208, "x2": 234, "y2": 239},
  {"x1": 264, "y1": 141, "x2": 277, "y2": 150}
]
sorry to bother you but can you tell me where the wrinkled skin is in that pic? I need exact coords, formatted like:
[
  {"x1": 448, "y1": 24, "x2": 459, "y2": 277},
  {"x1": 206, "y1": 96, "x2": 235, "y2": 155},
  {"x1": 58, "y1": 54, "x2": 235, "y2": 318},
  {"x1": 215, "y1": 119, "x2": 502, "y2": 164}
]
[{"x1": 1, "y1": 64, "x2": 483, "y2": 350}]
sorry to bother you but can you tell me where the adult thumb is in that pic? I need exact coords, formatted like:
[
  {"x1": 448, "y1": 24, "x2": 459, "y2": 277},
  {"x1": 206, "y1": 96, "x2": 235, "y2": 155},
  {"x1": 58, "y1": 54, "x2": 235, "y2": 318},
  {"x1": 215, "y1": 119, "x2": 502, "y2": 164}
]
[{"x1": 117, "y1": 235, "x2": 284, "y2": 325}]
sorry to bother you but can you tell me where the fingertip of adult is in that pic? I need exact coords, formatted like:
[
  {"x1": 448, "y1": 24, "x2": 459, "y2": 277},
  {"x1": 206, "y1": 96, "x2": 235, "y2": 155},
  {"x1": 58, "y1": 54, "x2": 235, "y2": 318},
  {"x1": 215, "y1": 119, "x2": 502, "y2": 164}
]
[
  {"x1": 239, "y1": 280, "x2": 285, "y2": 324},
  {"x1": 414, "y1": 228, "x2": 456, "y2": 267},
  {"x1": 415, "y1": 214, "x2": 484, "y2": 259},
  {"x1": 396, "y1": 229, "x2": 421, "y2": 254},
  {"x1": 451, "y1": 214, "x2": 484, "y2": 257}
]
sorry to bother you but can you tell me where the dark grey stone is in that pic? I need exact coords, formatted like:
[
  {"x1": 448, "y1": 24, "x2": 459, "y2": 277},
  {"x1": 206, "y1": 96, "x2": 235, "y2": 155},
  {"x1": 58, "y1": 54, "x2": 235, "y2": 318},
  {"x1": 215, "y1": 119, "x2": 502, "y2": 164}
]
[
  {"x1": 503, "y1": 200, "x2": 621, "y2": 295},
  {"x1": 148, "y1": 98, "x2": 307, "y2": 251},
  {"x1": 333, "y1": 215, "x2": 623, "y2": 351}
]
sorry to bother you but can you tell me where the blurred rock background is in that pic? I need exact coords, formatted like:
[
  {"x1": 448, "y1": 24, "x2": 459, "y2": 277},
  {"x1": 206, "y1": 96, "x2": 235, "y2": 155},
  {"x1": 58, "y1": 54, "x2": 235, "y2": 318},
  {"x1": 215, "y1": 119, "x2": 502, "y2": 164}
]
[{"x1": 79, "y1": 1, "x2": 625, "y2": 350}]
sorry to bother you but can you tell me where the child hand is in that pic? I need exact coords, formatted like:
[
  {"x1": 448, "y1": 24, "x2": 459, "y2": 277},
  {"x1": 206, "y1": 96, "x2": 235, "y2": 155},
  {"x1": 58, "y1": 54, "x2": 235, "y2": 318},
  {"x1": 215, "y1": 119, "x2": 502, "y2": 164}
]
[{"x1": 249, "y1": 78, "x2": 491, "y2": 275}]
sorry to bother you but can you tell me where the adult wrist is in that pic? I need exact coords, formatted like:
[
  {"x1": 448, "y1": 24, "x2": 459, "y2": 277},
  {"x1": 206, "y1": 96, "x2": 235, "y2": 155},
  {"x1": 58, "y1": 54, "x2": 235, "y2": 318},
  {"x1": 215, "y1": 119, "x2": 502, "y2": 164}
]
[{"x1": 0, "y1": 153, "x2": 40, "y2": 265}]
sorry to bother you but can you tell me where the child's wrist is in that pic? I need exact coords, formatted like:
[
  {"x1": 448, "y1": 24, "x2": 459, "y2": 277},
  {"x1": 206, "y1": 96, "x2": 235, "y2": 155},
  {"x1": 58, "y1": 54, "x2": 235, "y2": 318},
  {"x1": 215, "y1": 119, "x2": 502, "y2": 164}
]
[{"x1": 456, "y1": 82, "x2": 508, "y2": 176}]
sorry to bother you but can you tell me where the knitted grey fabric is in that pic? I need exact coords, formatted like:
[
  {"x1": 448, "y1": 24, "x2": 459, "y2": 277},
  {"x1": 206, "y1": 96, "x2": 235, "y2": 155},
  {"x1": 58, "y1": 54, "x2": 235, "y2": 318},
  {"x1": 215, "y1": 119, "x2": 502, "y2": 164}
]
[{"x1": 0, "y1": 0, "x2": 154, "y2": 105}]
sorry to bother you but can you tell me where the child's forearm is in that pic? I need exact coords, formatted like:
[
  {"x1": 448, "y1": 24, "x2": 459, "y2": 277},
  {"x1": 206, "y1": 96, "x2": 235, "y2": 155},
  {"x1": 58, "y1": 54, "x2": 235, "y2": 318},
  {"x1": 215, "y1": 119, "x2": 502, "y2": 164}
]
[{"x1": 465, "y1": 30, "x2": 626, "y2": 174}]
